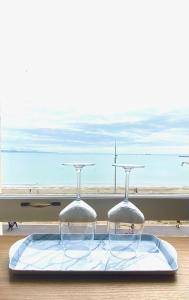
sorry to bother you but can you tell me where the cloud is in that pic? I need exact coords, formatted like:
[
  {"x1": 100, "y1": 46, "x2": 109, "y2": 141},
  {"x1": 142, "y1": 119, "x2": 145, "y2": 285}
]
[{"x1": 2, "y1": 110, "x2": 189, "y2": 154}]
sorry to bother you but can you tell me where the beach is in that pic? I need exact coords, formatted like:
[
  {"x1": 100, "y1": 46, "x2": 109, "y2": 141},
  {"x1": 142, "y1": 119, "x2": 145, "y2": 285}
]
[{"x1": 1, "y1": 185, "x2": 189, "y2": 194}]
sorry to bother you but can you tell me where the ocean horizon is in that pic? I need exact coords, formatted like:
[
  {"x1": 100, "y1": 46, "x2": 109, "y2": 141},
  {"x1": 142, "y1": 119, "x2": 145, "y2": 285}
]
[{"x1": 1, "y1": 151, "x2": 189, "y2": 188}]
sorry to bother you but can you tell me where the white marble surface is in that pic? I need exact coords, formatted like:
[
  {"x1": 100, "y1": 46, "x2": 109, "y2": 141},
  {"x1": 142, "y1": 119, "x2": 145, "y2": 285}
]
[{"x1": 9, "y1": 234, "x2": 177, "y2": 273}]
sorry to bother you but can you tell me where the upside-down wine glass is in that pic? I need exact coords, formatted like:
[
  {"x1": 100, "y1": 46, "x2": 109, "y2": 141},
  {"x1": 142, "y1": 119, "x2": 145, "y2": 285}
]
[
  {"x1": 108, "y1": 164, "x2": 145, "y2": 260},
  {"x1": 181, "y1": 161, "x2": 189, "y2": 167},
  {"x1": 59, "y1": 163, "x2": 97, "y2": 258}
]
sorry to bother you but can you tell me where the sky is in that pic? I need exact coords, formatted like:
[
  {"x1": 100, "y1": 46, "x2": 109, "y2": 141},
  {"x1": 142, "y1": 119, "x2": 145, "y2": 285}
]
[{"x1": 1, "y1": 0, "x2": 189, "y2": 154}]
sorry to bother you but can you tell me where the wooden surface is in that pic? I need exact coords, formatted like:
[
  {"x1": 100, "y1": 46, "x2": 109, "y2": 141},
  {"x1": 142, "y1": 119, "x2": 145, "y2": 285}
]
[{"x1": 1, "y1": 236, "x2": 189, "y2": 300}]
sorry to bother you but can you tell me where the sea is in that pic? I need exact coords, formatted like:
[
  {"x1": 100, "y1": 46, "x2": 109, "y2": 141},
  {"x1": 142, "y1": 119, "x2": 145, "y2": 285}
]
[{"x1": 1, "y1": 151, "x2": 189, "y2": 188}]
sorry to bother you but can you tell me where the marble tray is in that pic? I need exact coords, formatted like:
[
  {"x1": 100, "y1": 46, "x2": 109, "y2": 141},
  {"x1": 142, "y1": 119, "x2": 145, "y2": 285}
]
[{"x1": 9, "y1": 234, "x2": 178, "y2": 274}]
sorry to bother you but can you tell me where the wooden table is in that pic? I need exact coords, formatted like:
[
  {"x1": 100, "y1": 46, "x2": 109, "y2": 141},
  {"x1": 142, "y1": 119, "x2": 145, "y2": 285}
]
[{"x1": 1, "y1": 236, "x2": 189, "y2": 300}]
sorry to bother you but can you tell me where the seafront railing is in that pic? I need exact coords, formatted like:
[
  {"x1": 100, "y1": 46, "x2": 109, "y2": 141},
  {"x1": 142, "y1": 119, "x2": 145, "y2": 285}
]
[{"x1": 0, "y1": 193, "x2": 189, "y2": 222}]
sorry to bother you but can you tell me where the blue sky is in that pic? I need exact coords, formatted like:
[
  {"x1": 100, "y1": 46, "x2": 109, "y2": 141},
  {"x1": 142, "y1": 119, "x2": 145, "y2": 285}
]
[{"x1": 1, "y1": 1, "x2": 189, "y2": 154}]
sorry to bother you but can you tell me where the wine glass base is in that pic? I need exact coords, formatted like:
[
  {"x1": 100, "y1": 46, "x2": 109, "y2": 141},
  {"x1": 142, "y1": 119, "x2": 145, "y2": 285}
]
[
  {"x1": 109, "y1": 233, "x2": 141, "y2": 260},
  {"x1": 62, "y1": 241, "x2": 92, "y2": 259},
  {"x1": 109, "y1": 245, "x2": 138, "y2": 260}
]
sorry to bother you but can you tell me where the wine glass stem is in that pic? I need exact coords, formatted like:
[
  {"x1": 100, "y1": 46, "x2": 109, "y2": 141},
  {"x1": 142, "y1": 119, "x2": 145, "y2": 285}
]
[
  {"x1": 124, "y1": 169, "x2": 131, "y2": 201},
  {"x1": 76, "y1": 167, "x2": 82, "y2": 200}
]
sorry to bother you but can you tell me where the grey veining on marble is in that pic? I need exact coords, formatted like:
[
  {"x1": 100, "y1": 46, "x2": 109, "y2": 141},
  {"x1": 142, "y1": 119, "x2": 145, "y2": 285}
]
[{"x1": 9, "y1": 234, "x2": 178, "y2": 274}]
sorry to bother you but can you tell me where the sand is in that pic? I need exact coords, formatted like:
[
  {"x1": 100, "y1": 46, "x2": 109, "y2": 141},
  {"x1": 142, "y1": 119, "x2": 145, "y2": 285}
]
[{"x1": 1, "y1": 185, "x2": 189, "y2": 194}]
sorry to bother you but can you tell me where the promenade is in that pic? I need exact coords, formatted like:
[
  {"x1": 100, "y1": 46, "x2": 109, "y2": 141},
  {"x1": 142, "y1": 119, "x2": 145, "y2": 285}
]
[{"x1": 2, "y1": 221, "x2": 189, "y2": 237}]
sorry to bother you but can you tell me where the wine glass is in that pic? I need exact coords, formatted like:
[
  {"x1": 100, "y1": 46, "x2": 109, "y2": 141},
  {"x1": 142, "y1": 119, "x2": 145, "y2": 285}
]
[
  {"x1": 181, "y1": 162, "x2": 189, "y2": 166},
  {"x1": 108, "y1": 164, "x2": 145, "y2": 260},
  {"x1": 59, "y1": 163, "x2": 97, "y2": 259}
]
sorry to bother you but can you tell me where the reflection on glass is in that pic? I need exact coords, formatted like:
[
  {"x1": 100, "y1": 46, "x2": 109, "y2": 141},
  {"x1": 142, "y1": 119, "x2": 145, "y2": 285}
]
[
  {"x1": 59, "y1": 163, "x2": 97, "y2": 258},
  {"x1": 108, "y1": 164, "x2": 145, "y2": 260}
]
